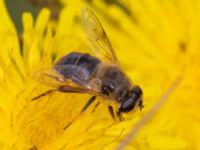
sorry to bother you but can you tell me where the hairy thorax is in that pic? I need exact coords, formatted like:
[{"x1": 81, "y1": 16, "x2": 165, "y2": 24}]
[{"x1": 97, "y1": 64, "x2": 132, "y2": 101}]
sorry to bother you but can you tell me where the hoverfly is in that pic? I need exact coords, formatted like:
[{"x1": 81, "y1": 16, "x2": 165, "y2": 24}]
[{"x1": 32, "y1": 7, "x2": 143, "y2": 121}]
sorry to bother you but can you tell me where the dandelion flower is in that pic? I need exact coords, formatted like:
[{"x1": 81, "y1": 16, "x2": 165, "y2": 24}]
[{"x1": 0, "y1": 0, "x2": 199, "y2": 150}]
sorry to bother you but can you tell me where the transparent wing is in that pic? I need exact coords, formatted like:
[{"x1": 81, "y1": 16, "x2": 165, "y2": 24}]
[
  {"x1": 54, "y1": 64, "x2": 102, "y2": 92},
  {"x1": 31, "y1": 68, "x2": 102, "y2": 101},
  {"x1": 31, "y1": 68, "x2": 68, "y2": 88},
  {"x1": 81, "y1": 7, "x2": 120, "y2": 66},
  {"x1": 32, "y1": 66, "x2": 102, "y2": 94}
]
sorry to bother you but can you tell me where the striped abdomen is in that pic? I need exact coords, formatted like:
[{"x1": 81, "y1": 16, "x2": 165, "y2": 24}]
[{"x1": 53, "y1": 52, "x2": 101, "y2": 85}]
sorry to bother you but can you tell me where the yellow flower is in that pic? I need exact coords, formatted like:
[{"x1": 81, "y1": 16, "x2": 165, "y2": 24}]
[{"x1": 0, "y1": 0, "x2": 199, "y2": 150}]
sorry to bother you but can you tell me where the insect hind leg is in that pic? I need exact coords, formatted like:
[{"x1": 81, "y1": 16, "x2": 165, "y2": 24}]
[{"x1": 32, "y1": 89, "x2": 57, "y2": 101}]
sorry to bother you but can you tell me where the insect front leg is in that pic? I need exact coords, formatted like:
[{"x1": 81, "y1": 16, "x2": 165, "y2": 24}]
[
  {"x1": 108, "y1": 106, "x2": 124, "y2": 121},
  {"x1": 116, "y1": 111, "x2": 124, "y2": 121}
]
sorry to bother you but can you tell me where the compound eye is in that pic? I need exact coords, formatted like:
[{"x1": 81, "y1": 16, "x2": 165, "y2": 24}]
[
  {"x1": 132, "y1": 85, "x2": 143, "y2": 95},
  {"x1": 119, "y1": 98, "x2": 135, "y2": 112}
]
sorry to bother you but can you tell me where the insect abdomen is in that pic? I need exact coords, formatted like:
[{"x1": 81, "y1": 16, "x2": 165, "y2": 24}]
[{"x1": 54, "y1": 52, "x2": 101, "y2": 81}]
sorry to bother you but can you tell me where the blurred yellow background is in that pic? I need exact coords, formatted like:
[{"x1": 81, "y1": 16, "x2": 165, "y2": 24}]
[{"x1": 0, "y1": 0, "x2": 199, "y2": 149}]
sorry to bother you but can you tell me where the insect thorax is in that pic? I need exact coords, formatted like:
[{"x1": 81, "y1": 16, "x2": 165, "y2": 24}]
[{"x1": 99, "y1": 66, "x2": 131, "y2": 101}]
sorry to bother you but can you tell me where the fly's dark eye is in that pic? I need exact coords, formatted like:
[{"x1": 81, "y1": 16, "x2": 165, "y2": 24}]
[
  {"x1": 119, "y1": 98, "x2": 135, "y2": 112},
  {"x1": 132, "y1": 85, "x2": 143, "y2": 95}
]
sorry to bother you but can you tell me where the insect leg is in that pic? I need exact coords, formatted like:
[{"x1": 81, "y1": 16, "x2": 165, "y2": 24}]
[
  {"x1": 116, "y1": 111, "x2": 124, "y2": 121},
  {"x1": 80, "y1": 96, "x2": 96, "y2": 113},
  {"x1": 64, "y1": 122, "x2": 72, "y2": 130},
  {"x1": 91, "y1": 101, "x2": 100, "y2": 113},
  {"x1": 139, "y1": 100, "x2": 144, "y2": 111},
  {"x1": 32, "y1": 89, "x2": 57, "y2": 101},
  {"x1": 32, "y1": 85, "x2": 91, "y2": 101},
  {"x1": 64, "y1": 96, "x2": 96, "y2": 130},
  {"x1": 108, "y1": 105, "x2": 115, "y2": 120}
]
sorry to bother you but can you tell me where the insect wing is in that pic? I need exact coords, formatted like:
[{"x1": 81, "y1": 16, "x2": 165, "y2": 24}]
[
  {"x1": 32, "y1": 66, "x2": 102, "y2": 95},
  {"x1": 31, "y1": 68, "x2": 67, "y2": 88},
  {"x1": 81, "y1": 7, "x2": 120, "y2": 66},
  {"x1": 54, "y1": 64, "x2": 102, "y2": 93}
]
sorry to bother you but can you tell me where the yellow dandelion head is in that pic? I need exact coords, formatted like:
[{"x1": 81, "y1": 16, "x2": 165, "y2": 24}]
[{"x1": 0, "y1": 0, "x2": 199, "y2": 150}]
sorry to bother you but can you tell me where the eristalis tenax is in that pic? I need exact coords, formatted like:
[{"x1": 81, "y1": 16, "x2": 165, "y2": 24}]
[{"x1": 32, "y1": 7, "x2": 143, "y2": 121}]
